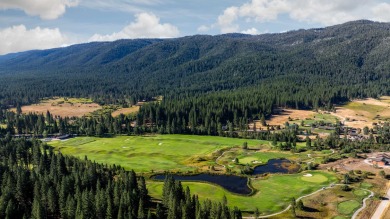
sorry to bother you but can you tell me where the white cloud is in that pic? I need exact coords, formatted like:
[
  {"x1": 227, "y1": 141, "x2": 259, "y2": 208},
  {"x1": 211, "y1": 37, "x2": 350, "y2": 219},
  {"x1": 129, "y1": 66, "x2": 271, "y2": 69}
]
[
  {"x1": 0, "y1": 25, "x2": 68, "y2": 55},
  {"x1": 214, "y1": 0, "x2": 390, "y2": 33},
  {"x1": 0, "y1": 0, "x2": 79, "y2": 20},
  {"x1": 217, "y1": 7, "x2": 240, "y2": 33},
  {"x1": 89, "y1": 12, "x2": 179, "y2": 41},
  {"x1": 372, "y1": 3, "x2": 390, "y2": 22},
  {"x1": 241, "y1": 28, "x2": 259, "y2": 35},
  {"x1": 197, "y1": 25, "x2": 210, "y2": 32}
]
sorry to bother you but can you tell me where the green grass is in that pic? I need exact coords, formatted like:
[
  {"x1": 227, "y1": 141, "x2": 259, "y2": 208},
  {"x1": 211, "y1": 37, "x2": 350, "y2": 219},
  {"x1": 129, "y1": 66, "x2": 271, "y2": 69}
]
[
  {"x1": 333, "y1": 216, "x2": 348, "y2": 219},
  {"x1": 148, "y1": 171, "x2": 336, "y2": 213},
  {"x1": 314, "y1": 113, "x2": 338, "y2": 122},
  {"x1": 321, "y1": 150, "x2": 333, "y2": 154},
  {"x1": 337, "y1": 200, "x2": 360, "y2": 215},
  {"x1": 360, "y1": 182, "x2": 373, "y2": 189},
  {"x1": 300, "y1": 174, "x2": 328, "y2": 183},
  {"x1": 353, "y1": 189, "x2": 369, "y2": 197},
  {"x1": 238, "y1": 152, "x2": 292, "y2": 165},
  {"x1": 48, "y1": 135, "x2": 264, "y2": 172},
  {"x1": 344, "y1": 102, "x2": 386, "y2": 115}
]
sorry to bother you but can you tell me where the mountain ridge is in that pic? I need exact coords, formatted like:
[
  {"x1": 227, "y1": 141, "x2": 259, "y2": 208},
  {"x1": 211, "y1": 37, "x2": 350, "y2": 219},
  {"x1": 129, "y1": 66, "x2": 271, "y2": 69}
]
[{"x1": 0, "y1": 20, "x2": 389, "y2": 108}]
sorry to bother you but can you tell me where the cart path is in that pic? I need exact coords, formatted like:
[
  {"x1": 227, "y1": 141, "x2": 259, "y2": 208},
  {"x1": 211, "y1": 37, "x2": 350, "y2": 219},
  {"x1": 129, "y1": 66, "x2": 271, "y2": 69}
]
[{"x1": 371, "y1": 185, "x2": 390, "y2": 219}]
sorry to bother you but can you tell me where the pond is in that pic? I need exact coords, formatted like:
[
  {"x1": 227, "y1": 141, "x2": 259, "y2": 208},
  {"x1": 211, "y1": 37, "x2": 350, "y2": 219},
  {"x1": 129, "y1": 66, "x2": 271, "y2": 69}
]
[
  {"x1": 252, "y1": 158, "x2": 299, "y2": 175},
  {"x1": 152, "y1": 159, "x2": 299, "y2": 195},
  {"x1": 152, "y1": 173, "x2": 252, "y2": 195}
]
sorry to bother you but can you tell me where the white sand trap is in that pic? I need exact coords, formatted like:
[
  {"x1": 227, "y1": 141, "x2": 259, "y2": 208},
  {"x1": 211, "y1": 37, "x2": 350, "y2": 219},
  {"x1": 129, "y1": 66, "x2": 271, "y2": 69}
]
[
  {"x1": 122, "y1": 147, "x2": 128, "y2": 149},
  {"x1": 303, "y1": 173, "x2": 313, "y2": 177},
  {"x1": 158, "y1": 143, "x2": 163, "y2": 146},
  {"x1": 252, "y1": 161, "x2": 262, "y2": 164}
]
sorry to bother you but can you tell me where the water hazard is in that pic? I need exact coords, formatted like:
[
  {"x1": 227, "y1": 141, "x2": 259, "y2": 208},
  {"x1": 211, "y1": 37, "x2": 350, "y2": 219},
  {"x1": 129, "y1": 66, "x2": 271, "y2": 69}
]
[
  {"x1": 153, "y1": 159, "x2": 299, "y2": 195},
  {"x1": 253, "y1": 158, "x2": 299, "y2": 175},
  {"x1": 153, "y1": 174, "x2": 252, "y2": 195}
]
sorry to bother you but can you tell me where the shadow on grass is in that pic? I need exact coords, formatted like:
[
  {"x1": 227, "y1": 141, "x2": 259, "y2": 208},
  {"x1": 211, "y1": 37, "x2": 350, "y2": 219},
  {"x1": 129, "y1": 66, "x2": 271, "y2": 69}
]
[{"x1": 302, "y1": 206, "x2": 320, "y2": 213}]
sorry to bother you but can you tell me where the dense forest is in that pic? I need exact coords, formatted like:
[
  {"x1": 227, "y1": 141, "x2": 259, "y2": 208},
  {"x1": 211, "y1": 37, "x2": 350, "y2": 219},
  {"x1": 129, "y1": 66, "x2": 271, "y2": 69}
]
[
  {"x1": 0, "y1": 21, "x2": 389, "y2": 114},
  {"x1": 0, "y1": 137, "x2": 242, "y2": 219}
]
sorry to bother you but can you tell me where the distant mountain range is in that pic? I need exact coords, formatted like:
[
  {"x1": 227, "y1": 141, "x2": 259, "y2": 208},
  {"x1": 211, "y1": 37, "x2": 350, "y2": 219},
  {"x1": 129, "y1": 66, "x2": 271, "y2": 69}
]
[{"x1": 0, "y1": 20, "x2": 389, "y2": 107}]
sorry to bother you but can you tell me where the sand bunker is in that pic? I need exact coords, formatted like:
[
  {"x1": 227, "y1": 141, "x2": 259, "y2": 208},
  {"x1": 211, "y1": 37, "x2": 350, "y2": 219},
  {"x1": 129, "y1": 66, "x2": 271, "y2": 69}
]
[{"x1": 303, "y1": 173, "x2": 313, "y2": 177}]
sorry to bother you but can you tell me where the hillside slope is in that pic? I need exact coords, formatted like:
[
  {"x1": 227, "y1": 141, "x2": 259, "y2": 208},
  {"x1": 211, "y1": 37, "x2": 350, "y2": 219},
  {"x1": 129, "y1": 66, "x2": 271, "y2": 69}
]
[{"x1": 0, "y1": 20, "x2": 389, "y2": 108}]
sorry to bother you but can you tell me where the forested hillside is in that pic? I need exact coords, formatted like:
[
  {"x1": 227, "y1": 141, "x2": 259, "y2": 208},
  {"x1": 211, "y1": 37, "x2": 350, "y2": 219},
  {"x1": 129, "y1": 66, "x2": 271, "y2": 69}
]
[{"x1": 0, "y1": 20, "x2": 390, "y2": 129}]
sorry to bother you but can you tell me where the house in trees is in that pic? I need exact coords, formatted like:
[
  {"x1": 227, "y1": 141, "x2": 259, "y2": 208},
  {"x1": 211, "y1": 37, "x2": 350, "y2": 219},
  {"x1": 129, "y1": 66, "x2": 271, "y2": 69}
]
[{"x1": 368, "y1": 153, "x2": 390, "y2": 167}]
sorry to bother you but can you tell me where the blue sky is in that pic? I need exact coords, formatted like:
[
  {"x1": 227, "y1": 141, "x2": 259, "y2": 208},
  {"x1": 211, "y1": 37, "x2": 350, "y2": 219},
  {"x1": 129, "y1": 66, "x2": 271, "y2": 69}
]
[{"x1": 1, "y1": 0, "x2": 390, "y2": 55}]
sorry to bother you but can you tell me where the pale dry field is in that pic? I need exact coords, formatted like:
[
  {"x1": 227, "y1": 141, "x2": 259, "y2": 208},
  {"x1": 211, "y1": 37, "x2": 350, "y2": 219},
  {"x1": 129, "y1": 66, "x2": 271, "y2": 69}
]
[
  {"x1": 111, "y1": 106, "x2": 140, "y2": 117},
  {"x1": 250, "y1": 109, "x2": 316, "y2": 129},
  {"x1": 250, "y1": 97, "x2": 390, "y2": 130},
  {"x1": 331, "y1": 97, "x2": 390, "y2": 128},
  {"x1": 13, "y1": 98, "x2": 101, "y2": 117}
]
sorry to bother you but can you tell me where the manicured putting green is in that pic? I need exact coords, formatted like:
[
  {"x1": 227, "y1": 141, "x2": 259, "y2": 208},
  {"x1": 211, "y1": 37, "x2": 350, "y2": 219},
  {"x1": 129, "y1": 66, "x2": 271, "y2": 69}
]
[
  {"x1": 337, "y1": 200, "x2": 360, "y2": 215},
  {"x1": 360, "y1": 182, "x2": 373, "y2": 189},
  {"x1": 300, "y1": 174, "x2": 328, "y2": 183},
  {"x1": 148, "y1": 171, "x2": 336, "y2": 213},
  {"x1": 353, "y1": 189, "x2": 369, "y2": 197},
  {"x1": 238, "y1": 152, "x2": 289, "y2": 164},
  {"x1": 48, "y1": 135, "x2": 264, "y2": 172}
]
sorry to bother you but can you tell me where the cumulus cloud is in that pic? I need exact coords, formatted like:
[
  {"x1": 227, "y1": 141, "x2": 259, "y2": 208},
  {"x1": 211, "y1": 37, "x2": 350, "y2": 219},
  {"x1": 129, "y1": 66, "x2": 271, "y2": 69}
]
[
  {"x1": 0, "y1": 25, "x2": 68, "y2": 55},
  {"x1": 89, "y1": 12, "x2": 179, "y2": 41},
  {"x1": 217, "y1": 7, "x2": 240, "y2": 33},
  {"x1": 0, "y1": 0, "x2": 79, "y2": 20},
  {"x1": 214, "y1": 0, "x2": 390, "y2": 33},
  {"x1": 241, "y1": 28, "x2": 259, "y2": 35}
]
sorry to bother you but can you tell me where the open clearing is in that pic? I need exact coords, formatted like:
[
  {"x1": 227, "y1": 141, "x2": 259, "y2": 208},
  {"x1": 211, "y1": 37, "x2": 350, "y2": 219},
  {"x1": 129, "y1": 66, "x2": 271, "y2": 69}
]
[
  {"x1": 148, "y1": 171, "x2": 336, "y2": 214},
  {"x1": 331, "y1": 97, "x2": 390, "y2": 128},
  {"x1": 250, "y1": 109, "x2": 339, "y2": 131},
  {"x1": 12, "y1": 97, "x2": 101, "y2": 117},
  {"x1": 249, "y1": 97, "x2": 390, "y2": 130},
  {"x1": 250, "y1": 109, "x2": 316, "y2": 129},
  {"x1": 48, "y1": 135, "x2": 265, "y2": 172},
  {"x1": 265, "y1": 109, "x2": 316, "y2": 126},
  {"x1": 111, "y1": 106, "x2": 140, "y2": 117}
]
